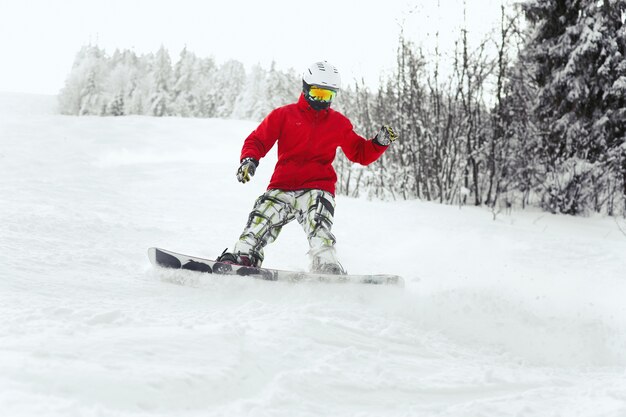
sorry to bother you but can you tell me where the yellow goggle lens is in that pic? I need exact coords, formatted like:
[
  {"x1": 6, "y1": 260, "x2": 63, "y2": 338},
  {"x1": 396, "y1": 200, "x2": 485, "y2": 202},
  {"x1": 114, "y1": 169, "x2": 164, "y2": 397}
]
[{"x1": 309, "y1": 86, "x2": 337, "y2": 102}]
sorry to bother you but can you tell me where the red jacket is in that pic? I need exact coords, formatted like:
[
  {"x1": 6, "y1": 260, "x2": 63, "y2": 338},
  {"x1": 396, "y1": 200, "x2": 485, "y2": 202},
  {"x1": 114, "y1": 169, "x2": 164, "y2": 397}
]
[{"x1": 241, "y1": 94, "x2": 387, "y2": 195}]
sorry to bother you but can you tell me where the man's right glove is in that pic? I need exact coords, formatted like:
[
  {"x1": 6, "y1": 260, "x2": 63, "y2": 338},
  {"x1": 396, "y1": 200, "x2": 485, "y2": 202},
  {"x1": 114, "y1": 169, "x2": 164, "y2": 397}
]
[
  {"x1": 236, "y1": 157, "x2": 259, "y2": 183},
  {"x1": 373, "y1": 125, "x2": 399, "y2": 146}
]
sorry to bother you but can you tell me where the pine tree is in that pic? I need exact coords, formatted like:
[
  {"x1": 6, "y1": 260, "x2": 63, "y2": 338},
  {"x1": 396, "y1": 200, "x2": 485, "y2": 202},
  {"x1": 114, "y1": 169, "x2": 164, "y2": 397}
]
[
  {"x1": 196, "y1": 57, "x2": 217, "y2": 117},
  {"x1": 104, "y1": 49, "x2": 132, "y2": 116},
  {"x1": 149, "y1": 45, "x2": 173, "y2": 117},
  {"x1": 232, "y1": 64, "x2": 267, "y2": 120},
  {"x1": 172, "y1": 47, "x2": 201, "y2": 117},
  {"x1": 214, "y1": 60, "x2": 246, "y2": 118},
  {"x1": 260, "y1": 62, "x2": 300, "y2": 119},
  {"x1": 59, "y1": 45, "x2": 107, "y2": 115},
  {"x1": 522, "y1": 0, "x2": 626, "y2": 214}
]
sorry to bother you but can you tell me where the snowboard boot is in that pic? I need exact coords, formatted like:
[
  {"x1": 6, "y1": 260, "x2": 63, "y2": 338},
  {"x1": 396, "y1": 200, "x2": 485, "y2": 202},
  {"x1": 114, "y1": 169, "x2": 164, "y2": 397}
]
[
  {"x1": 216, "y1": 249, "x2": 257, "y2": 267},
  {"x1": 311, "y1": 258, "x2": 346, "y2": 275},
  {"x1": 316, "y1": 263, "x2": 346, "y2": 275}
]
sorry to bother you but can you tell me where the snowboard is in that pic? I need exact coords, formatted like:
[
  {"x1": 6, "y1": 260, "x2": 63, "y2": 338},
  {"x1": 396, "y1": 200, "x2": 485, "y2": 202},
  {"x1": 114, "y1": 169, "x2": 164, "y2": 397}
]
[{"x1": 148, "y1": 247, "x2": 404, "y2": 287}]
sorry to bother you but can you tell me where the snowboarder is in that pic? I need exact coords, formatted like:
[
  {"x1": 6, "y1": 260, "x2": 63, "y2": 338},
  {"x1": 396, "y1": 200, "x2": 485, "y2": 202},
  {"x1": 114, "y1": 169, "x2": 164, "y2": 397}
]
[{"x1": 217, "y1": 61, "x2": 398, "y2": 274}]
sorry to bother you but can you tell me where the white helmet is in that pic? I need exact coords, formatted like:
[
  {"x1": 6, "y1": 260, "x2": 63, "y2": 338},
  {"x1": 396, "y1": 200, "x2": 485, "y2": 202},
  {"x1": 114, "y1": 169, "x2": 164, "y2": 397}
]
[{"x1": 302, "y1": 61, "x2": 341, "y2": 90}]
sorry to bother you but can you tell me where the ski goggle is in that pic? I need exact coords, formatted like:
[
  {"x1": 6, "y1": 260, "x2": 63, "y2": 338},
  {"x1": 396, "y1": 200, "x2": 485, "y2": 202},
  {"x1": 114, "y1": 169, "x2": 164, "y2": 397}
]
[{"x1": 308, "y1": 86, "x2": 337, "y2": 102}]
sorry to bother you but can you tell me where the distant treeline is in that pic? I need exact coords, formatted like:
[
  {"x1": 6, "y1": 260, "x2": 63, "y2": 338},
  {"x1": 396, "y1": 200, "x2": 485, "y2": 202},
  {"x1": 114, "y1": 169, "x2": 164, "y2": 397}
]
[
  {"x1": 58, "y1": 45, "x2": 300, "y2": 120},
  {"x1": 59, "y1": 0, "x2": 626, "y2": 216}
]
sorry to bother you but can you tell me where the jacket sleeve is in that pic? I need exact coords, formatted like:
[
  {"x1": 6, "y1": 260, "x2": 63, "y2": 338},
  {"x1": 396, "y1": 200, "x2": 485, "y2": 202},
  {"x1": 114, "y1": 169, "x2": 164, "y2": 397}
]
[
  {"x1": 240, "y1": 109, "x2": 282, "y2": 162},
  {"x1": 339, "y1": 119, "x2": 387, "y2": 166}
]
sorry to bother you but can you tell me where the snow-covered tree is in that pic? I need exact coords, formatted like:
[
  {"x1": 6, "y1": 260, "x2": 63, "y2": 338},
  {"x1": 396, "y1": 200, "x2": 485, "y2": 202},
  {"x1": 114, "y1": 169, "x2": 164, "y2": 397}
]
[
  {"x1": 171, "y1": 47, "x2": 201, "y2": 117},
  {"x1": 103, "y1": 49, "x2": 135, "y2": 116},
  {"x1": 59, "y1": 45, "x2": 108, "y2": 115},
  {"x1": 522, "y1": 0, "x2": 626, "y2": 214},
  {"x1": 260, "y1": 62, "x2": 300, "y2": 117},
  {"x1": 149, "y1": 45, "x2": 173, "y2": 117},
  {"x1": 232, "y1": 64, "x2": 267, "y2": 120},
  {"x1": 195, "y1": 56, "x2": 218, "y2": 117},
  {"x1": 213, "y1": 60, "x2": 246, "y2": 119}
]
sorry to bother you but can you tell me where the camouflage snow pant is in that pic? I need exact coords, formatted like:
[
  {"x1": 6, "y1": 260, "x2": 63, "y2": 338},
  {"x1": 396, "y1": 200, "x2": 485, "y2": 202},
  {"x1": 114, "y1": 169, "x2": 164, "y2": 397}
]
[{"x1": 230, "y1": 189, "x2": 341, "y2": 271}]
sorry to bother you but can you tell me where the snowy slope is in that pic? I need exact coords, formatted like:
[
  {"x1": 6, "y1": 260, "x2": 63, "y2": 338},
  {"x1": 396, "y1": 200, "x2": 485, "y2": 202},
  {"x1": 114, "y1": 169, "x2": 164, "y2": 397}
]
[{"x1": 1, "y1": 93, "x2": 626, "y2": 417}]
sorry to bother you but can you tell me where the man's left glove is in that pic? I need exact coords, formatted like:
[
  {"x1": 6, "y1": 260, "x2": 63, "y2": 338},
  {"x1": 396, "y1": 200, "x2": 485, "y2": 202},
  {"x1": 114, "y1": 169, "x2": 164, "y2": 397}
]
[
  {"x1": 236, "y1": 157, "x2": 259, "y2": 184},
  {"x1": 373, "y1": 125, "x2": 399, "y2": 146}
]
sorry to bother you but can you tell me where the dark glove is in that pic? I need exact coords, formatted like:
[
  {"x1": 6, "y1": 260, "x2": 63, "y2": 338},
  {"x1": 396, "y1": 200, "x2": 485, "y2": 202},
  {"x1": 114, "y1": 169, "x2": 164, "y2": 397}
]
[
  {"x1": 236, "y1": 157, "x2": 259, "y2": 183},
  {"x1": 373, "y1": 125, "x2": 398, "y2": 146}
]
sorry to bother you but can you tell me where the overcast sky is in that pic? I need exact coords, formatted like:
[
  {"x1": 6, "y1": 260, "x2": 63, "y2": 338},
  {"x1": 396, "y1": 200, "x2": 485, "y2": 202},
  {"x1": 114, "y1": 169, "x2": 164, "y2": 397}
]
[{"x1": 0, "y1": 0, "x2": 507, "y2": 95}]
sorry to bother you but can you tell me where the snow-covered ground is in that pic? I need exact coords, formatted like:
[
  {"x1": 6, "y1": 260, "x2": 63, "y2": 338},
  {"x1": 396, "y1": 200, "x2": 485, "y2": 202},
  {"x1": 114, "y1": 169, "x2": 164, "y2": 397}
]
[{"x1": 1, "y1": 93, "x2": 626, "y2": 417}]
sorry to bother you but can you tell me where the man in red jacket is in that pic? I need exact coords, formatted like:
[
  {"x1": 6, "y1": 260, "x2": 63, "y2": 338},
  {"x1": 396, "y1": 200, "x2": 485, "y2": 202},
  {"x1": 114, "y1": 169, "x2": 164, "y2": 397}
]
[{"x1": 217, "y1": 61, "x2": 398, "y2": 274}]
